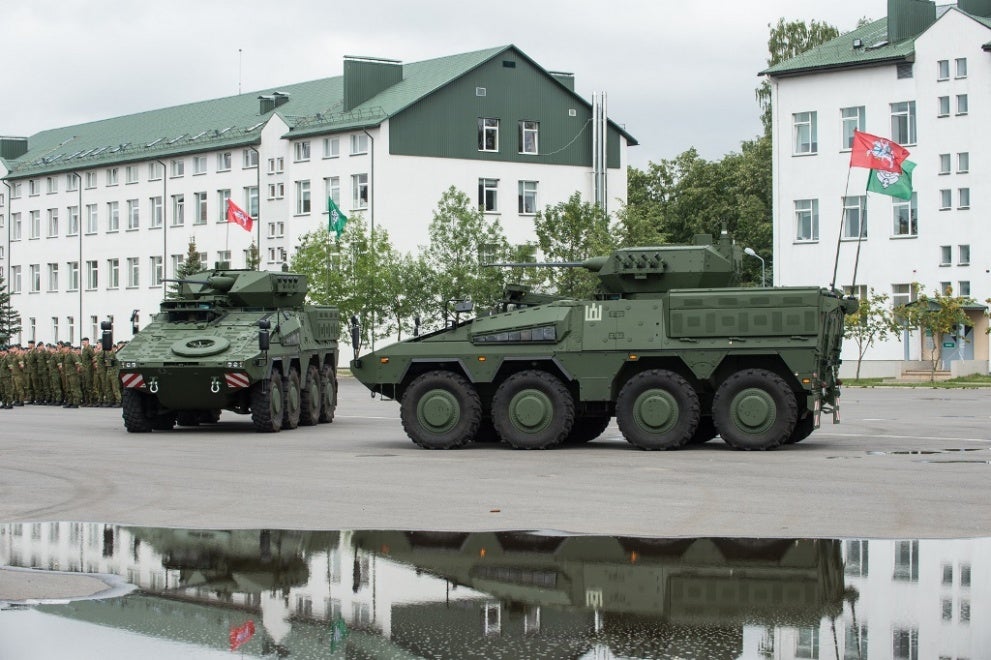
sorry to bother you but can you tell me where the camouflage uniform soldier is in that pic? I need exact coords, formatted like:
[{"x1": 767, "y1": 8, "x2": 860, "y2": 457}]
[
  {"x1": 0, "y1": 347, "x2": 10, "y2": 408},
  {"x1": 60, "y1": 345, "x2": 82, "y2": 408},
  {"x1": 80, "y1": 338, "x2": 95, "y2": 406},
  {"x1": 48, "y1": 345, "x2": 64, "y2": 405},
  {"x1": 32, "y1": 343, "x2": 50, "y2": 404},
  {"x1": 110, "y1": 342, "x2": 123, "y2": 405},
  {"x1": 24, "y1": 340, "x2": 38, "y2": 403},
  {"x1": 10, "y1": 346, "x2": 27, "y2": 405}
]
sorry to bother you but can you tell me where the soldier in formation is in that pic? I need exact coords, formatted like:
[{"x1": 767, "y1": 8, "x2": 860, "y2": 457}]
[{"x1": 0, "y1": 340, "x2": 124, "y2": 409}]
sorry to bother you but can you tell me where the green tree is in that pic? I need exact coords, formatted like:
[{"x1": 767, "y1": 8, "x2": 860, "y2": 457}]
[
  {"x1": 0, "y1": 271, "x2": 22, "y2": 345},
  {"x1": 844, "y1": 288, "x2": 901, "y2": 379},
  {"x1": 379, "y1": 251, "x2": 434, "y2": 341},
  {"x1": 756, "y1": 18, "x2": 840, "y2": 133},
  {"x1": 898, "y1": 285, "x2": 975, "y2": 382},
  {"x1": 245, "y1": 240, "x2": 260, "y2": 270},
  {"x1": 168, "y1": 238, "x2": 204, "y2": 299},
  {"x1": 423, "y1": 186, "x2": 508, "y2": 321},
  {"x1": 533, "y1": 192, "x2": 614, "y2": 298}
]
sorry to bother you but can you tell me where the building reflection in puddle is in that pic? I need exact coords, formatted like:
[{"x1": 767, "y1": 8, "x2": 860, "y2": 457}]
[{"x1": 0, "y1": 523, "x2": 987, "y2": 659}]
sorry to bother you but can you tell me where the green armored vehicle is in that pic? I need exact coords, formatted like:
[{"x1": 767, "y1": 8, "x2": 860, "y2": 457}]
[
  {"x1": 114, "y1": 265, "x2": 340, "y2": 433},
  {"x1": 351, "y1": 233, "x2": 857, "y2": 450}
]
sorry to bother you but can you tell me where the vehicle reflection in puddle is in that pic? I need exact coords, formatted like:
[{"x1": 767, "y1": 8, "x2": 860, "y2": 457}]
[{"x1": 0, "y1": 524, "x2": 987, "y2": 659}]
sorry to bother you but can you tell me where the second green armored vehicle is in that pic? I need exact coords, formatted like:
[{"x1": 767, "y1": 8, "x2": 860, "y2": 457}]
[
  {"x1": 351, "y1": 233, "x2": 856, "y2": 450},
  {"x1": 113, "y1": 265, "x2": 340, "y2": 433}
]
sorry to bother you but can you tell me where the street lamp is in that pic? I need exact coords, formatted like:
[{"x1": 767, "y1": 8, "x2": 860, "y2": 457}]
[{"x1": 743, "y1": 247, "x2": 766, "y2": 287}]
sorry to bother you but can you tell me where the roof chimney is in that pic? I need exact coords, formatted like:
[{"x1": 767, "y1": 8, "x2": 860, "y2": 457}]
[
  {"x1": 887, "y1": 0, "x2": 937, "y2": 43},
  {"x1": 0, "y1": 136, "x2": 28, "y2": 160},
  {"x1": 549, "y1": 71, "x2": 575, "y2": 91},
  {"x1": 958, "y1": 0, "x2": 991, "y2": 18},
  {"x1": 343, "y1": 56, "x2": 402, "y2": 112}
]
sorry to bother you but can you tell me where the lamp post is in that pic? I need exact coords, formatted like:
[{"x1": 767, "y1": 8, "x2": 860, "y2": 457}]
[{"x1": 744, "y1": 247, "x2": 766, "y2": 287}]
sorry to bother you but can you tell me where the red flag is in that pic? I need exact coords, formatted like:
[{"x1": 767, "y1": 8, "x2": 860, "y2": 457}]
[
  {"x1": 229, "y1": 620, "x2": 255, "y2": 651},
  {"x1": 226, "y1": 199, "x2": 254, "y2": 233},
  {"x1": 849, "y1": 130, "x2": 910, "y2": 173}
]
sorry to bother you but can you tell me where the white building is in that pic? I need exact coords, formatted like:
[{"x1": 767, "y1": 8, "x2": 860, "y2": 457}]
[
  {"x1": 0, "y1": 45, "x2": 634, "y2": 345},
  {"x1": 765, "y1": 0, "x2": 991, "y2": 378}
]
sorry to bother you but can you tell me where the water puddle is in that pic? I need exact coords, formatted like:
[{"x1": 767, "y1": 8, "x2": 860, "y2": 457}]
[{"x1": 1, "y1": 524, "x2": 987, "y2": 659}]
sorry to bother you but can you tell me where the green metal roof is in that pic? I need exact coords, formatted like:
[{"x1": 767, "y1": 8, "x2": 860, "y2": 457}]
[
  {"x1": 761, "y1": 6, "x2": 991, "y2": 77},
  {"x1": 3, "y1": 45, "x2": 636, "y2": 178}
]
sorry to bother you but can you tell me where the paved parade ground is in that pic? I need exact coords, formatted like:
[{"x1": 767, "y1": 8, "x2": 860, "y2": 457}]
[{"x1": 0, "y1": 378, "x2": 989, "y2": 540}]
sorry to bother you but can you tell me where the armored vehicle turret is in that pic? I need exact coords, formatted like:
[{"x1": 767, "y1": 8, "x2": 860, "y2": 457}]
[
  {"x1": 114, "y1": 265, "x2": 340, "y2": 433},
  {"x1": 351, "y1": 233, "x2": 857, "y2": 450}
]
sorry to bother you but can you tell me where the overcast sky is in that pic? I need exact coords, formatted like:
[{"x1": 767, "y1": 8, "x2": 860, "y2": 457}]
[{"x1": 2, "y1": 0, "x2": 890, "y2": 169}]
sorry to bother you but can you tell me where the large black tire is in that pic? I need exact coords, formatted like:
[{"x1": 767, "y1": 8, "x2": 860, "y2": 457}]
[
  {"x1": 785, "y1": 412, "x2": 815, "y2": 444},
  {"x1": 282, "y1": 368, "x2": 302, "y2": 430},
  {"x1": 176, "y1": 411, "x2": 200, "y2": 427},
  {"x1": 712, "y1": 369, "x2": 797, "y2": 450},
  {"x1": 400, "y1": 370, "x2": 481, "y2": 449},
  {"x1": 687, "y1": 416, "x2": 718, "y2": 445},
  {"x1": 562, "y1": 415, "x2": 612, "y2": 445},
  {"x1": 492, "y1": 370, "x2": 575, "y2": 450},
  {"x1": 299, "y1": 365, "x2": 321, "y2": 427},
  {"x1": 122, "y1": 389, "x2": 152, "y2": 433},
  {"x1": 616, "y1": 370, "x2": 700, "y2": 450},
  {"x1": 251, "y1": 371, "x2": 284, "y2": 433},
  {"x1": 318, "y1": 364, "x2": 337, "y2": 424}
]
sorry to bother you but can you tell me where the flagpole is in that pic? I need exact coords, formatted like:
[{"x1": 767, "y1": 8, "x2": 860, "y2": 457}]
[
  {"x1": 850, "y1": 184, "x2": 868, "y2": 291},
  {"x1": 829, "y1": 166, "x2": 855, "y2": 291}
]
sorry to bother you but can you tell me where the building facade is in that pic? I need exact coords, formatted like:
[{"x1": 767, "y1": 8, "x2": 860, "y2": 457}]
[
  {"x1": 0, "y1": 45, "x2": 634, "y2": 345},
  {"x1": 766, "y1": 0, "x2": 990, "y2": 378}
]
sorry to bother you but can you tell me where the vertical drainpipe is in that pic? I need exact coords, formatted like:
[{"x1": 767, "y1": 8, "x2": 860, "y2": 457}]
[
  {"x1": 362, "y1": 128, "x2": 375, "y2": 353},
  {"x1": 1, "y1": 179, "x2": 12, "y2": 343},
  {"x1": 155, "y1": 160, "x2": 167, "y2": 300},
  {"x1": 74, "y1": 173, "x2": 82, "y2": 344},
  {"x1": 248, "y1": 146, "x2": 261, "y2": 267}
]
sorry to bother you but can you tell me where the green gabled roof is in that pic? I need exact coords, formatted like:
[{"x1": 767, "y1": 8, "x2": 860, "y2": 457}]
[
  {"x1": 761, "y1": 6, "x2": 990, "y2": 77},
  {"x1": 4, "y1": 44, "x2": 635, "y2": 178}
]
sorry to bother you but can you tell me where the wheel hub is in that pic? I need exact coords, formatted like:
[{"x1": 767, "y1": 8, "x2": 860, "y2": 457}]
[
  {"x1": 510, "y1": 389, "x2": 552, "y2": 432},
  {"x1": 732, "y1": 388, "x2": 775, "y2": 432},
  {"x1": 418, "y1": 389, "x2": 460, "y2": 432},
  {"x1": 634, "y1": 389, "x2": 678, "y2": 432}
]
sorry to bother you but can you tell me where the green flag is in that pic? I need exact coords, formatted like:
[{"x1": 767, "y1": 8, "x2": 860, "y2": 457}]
[
  {"x1": 866, "y1": 160, "x2": 915, "y2": 200},
  {"x1": 328, "y1": 197, "x2": 348, "y2": 237}
]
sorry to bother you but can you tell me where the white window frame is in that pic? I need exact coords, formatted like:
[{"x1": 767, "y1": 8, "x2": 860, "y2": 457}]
[
  {"x1": 29, "y1": 264, "x2": 40, "y2": 293},
  {"x1": 127, "y1": 199, "x2": 140, "y2": 230},
  {"x1": 149, "y1": 197, "x2": 163, "y2": 228},
  {"x1": 47, "y1": 209, "x2": 59, "y2": 238},
  {"x1": 125, "y1": 165, "x2": 139, "y2": 184},
  {"x1": 148, "y1": 162, "x2": 164, "y2": 181},
  {"x1": 267, "y1": 157, "x2": 284, "y2": 174},
  {"x1": 10, "y1": 265, "x2": 21, "y2": 293},
  {"x1": 66, "y1": 174, "x2": 78, "y2": 192},
  {"x1": 47, "y1": 263, "x2": 59, "y2": 292},
  {"x1": 351, "y1": 174, "x2": 369, "y2": 210},
  {"x1": 67, "y1": 206, "x2": 79, "y2": 236},
  {"x1": 149, "y1": 256, "x2": 163, "y2": 287},
  {"x1": 194, "y1": 192, "x2": 208, "y2": 225},
  {"x1": 795, "y1": 199, "x2": 819, "y2": 242},
  {"x1": 792, "y1": 111, "x2": 817, "y2": 155},
  {"x1": 46, "y1": 176, "x2": 58, "y2": 194},
  {"x1": 842, "y1": 195, "x2": 867, "y2": 240},
  {"x1": 296, "y1": 180, "x2": 311, "y2": 214},
  {"x1": 937, "y1": 96, "x2": 950, "y2": 117},
  {"x1": 170, "y1": 159, "x2": 184, "y2": 178},
  {"x1": 192, "y1": 155, "x2": 207, "y2": 175},
  {"x1": 217, "y1": 152, "x2": 232, "y2": 172},
  {"x1": 956, "y1": 94, "x2": 968, "y2": 115},
  {"x1": 939, "y1": 245, "x2": 952, "y2": 266},
  {"x1": 958, "y1": 280, "x2": 971, "y2": 296},
  {"x1": 840, "y1": 106, "x2": 865, "y2": 150},
  {"x1": 84, "y1": 172, "x2": 97, "y2": 189},
  {"x1": 938, "y1": 153, "x2": 951, "y2": 174},
  {"x1": 955, "y1": 57, "x2": 967, "y2": 78},
  {"x1": 107, "y1": 259, "x2": 119, "y2": 289},
  {"x1": 243, "y1": 148, "x2": 259, "y2": 168},
  {"x1": 29, "y1": 210, "x2": 41, "y2": 239},
  {"x1": 957, "y1": 152, "x2": 969, "y2": 173},
  {"x1": 11, "y1": 213, "x2": 21, "y2": 241},
  {"x1": 519, "y1": 120, "x2": 539, "y2": 155},
  {"x1": 85, "y1": 204, "x2": 98, "y2": 234},
  {"x1": 478, "y1": 118, "x2": 499, "y2": 152},
  {"x1": 937, "y1": 59, "x2": 950, "y2": 80},
  {"x1": 958, "y1": 244, "x2": 970, "y2": 266},
  {"x1": 890, "y1": 101, "x2": 917, "y2": 145},
  {"x1": 325, "y1": 177, "x2": 340, "y2": 206},
  {"x1": 107, "y1": 201, "x2": 119, "y2": 232},
  {"x1": 892, "y1": 193, "x2": 918, "y2": 237},
  {"x1": 67, "y1": 262, "x2": 79, "y2": 292},
  {"x1": 479, "y1": 178, "x2": 498, "y2": 212},
  {"x1": 294, "y1": 141, "x2": 311, "y2": 162},
  {"x1": 85, "y1": 260, "x2": 98, "y2": 291},
  {"x1": 958, "y1": 187, "x2": 970, "y2": 209},
  {"x1": 217, "y1": 189, "x2": 231, "y2": 222},
  {"x1": 245, "y1": 186, "x2": 259, "y2": 216},
  {"x1": 939, "y1": 189, "x2": 952, "y2": 210},
  {"x1": 323, "y1": 137, "x2": 340, "y2": 158},
  {"x1": 171, "y1": 194, "x2": 185, "y2": 226},
  {"x1": 518, "y1": 180, "x2": 538, "y2": 214},
  {"x1": 350, "y1": 134, "x2": 369, "y2": 155}
]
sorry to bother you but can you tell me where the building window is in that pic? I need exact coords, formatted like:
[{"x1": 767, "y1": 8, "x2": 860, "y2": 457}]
[
  {"x1": 217, "y1": 250, "x2": 231, "y2": 264},
  {"x1": 893, "y1": 540, "x2": 919, "y2": 581},
  {"x1": 792, "y1": 111, "x2": 817, "y2": 154},
  {"x1": 958, "y1": 244, "x2": 970, "y2": 265},
  {"x1": 107, "y1": 201, "x2": 119, "y2": 232},
  {"x1": 68, "y1": 262, "x2": 79, "y2": 292},
  {"x1": 937, "y1": 96, "x2": 950, "y2": 117},
  {"x1": 890, "y1": 101, "x2": 917, "y2": 145},
  {"x1": 958, "y1": 188, "x2": 970, "y2": 209},
  {"x1": 324, "y1": 137, "x2": 340, "y2": 158},
  {"x1": 296, "y1": 180, "x2": 311, "y2": 214},
  {"x1": 149, "y1": 162, "x2": 163, "y2": 181},
  {"x1": 149, "y1": 256, "x2": 163, "y2": 287},
  {"x1": 171, "y1": 195, "x2": 185, "y2": 226},
  {"x1": 294, "y1": 141, "x2": 311, "y2": 162},
  {"x1": 47, "y1": 263, "x2": 59, "y2": 292},
  {"x1": 29, "y1": 179, "x2": 40, "y2": 196},
  {"x1": 267, "y1": 183, "x2": 284, "y2": 200},
  {"x1": 170, "y1": 159, "x2": 184, "y2": 177},
  {"x1": 29, "y1": 210, "x2": 41, "y2": 239},
  {"x1": 937, "y1": 59, "x2": 949, "y2": 80},
  {"x1": 938, "y1": 153, "x2": 951, "y2": 174},
  {"x1": 107, "y1": 259, "x2": 119, "y2": 289},
  {"x1": 842, "y1": 196, "x2": 867, "y2": 239},
  {"x1": 896, "y1": 63, "x2": 913, "y2": 79},
  {"x1": 840, "y1": 106, "x2": 865, "y2": 150},
  {"x1": 795, "y1": 627, "x2": 819, "y2": 659},
  {"x1": 350, "y1": 134, "x2": 369, "y2": 155},
  {"x1": 149, "y1": 197, "x2": 163, "y2": 228},
  {"x1": 961, "y1": 563, "x2": 971, "y2": 587},
  {"x1": 106, "y1": 168, "x2": 119, "y2": 186},
  {"x1": 939, "y1": 189, "x2": 952, "y2": 210},
  {"x1": 29, "y1": 265, "x2": 40, "y2": 293},
  {"x1": 11, "y1": 182, "x2": 22, "y2": 198},
  {"x1": 958, "y1": 280, "x2": 971, "y2": 296},
  {"x1": 86, "y1": 261, "x2": 98, "y2": 290},
  {"x1": 844, "y1": 539, "x2": 868, "y2": 577},
  {"x1": 892, "y1": 193, "x2": 918, "y2": 237},
  {"x1": 479, "y1": 178, "x2": 498, "y2": 212},
  {"x1": 51, "y1": 317, "x2": 59, "y2": 341},
  {"x1": 11, "y1": 213, "x2": 21, "y2": 241},
  {"x1": 66, "y1": 174, "x2": 78, "y2": 192},
  {"x1": 325, "y1": 177, "x2": 341, "y2": 207},
  {"x1": 46, "y1": 176, "x2": 58, "y2": 194},
  {"x1": 217, "y1": 189, "x2": 231, "y2": 222},
  {"x1": 68, "y1": 206, "x2": 79, "y2": 236},
  {"x1": 957, "y1": 152, "x2": 969, "y2": 173},
  {"x1": 518, "y1": 180, "x2": 538, "y2": 214},
  {"x1": 194, "y1": 192, "x2": 208, "y2": 225},
  {"x1": 245, "y1": 186, "x2": 259, "y2": 216},
  {"x1": 956, "y1": 94, "x2": 968, "y2": 115},
  {"x1": 10, "y1": 265, "x2": 21, "y2": 293},
  {"x1": 85, "y1": 172, "x2": 97, "y2": 189},
  {"x1": 127, "y1": 199, "x2": 140, "y2": 230},
  {"x1": 170, "y1": 254, "x2": 183, "y2": 278},
  {"x1": 217, "y1": 152, "x2": 232, "y2": 171},
  {"x1": 192, "y1": 155, "x2": 207, "y2": 175},
  {"x1": 351, "y1": 174, "x2": 368, "y2": 209},
  {"x1": 47, "y1": 209, "x2": 59, "y2": 238},
  {"x1": 126, "y1": 258, "x2": 140, "y2": 287},
  {"x1": 519, "y1": 120, "x2": 539, "y2": 154},
  {"x1": 125, "y1": 165, "x2": 139, "y2": 184},
  {"x1": 940, "y1": 245, "x2": 952, "y2": 266},
  {"x1": 85, "y1": 204, "x2": 98, "y2": 234},
  {"x1": 267, "y1": 157, "x2": 284, "y2": 174},
  {"x1": 955, "y1": 57, "x2": 967, "y2": 78},
  {"x1": 268, "y1": 221, "x2": 285, "y2": 238},
  {"x1": 478, "y1": 118, "x2": 499, "y2": 152},
  {"x1": 243, "y1": 148, "x2": 258, "y2": 168}
]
